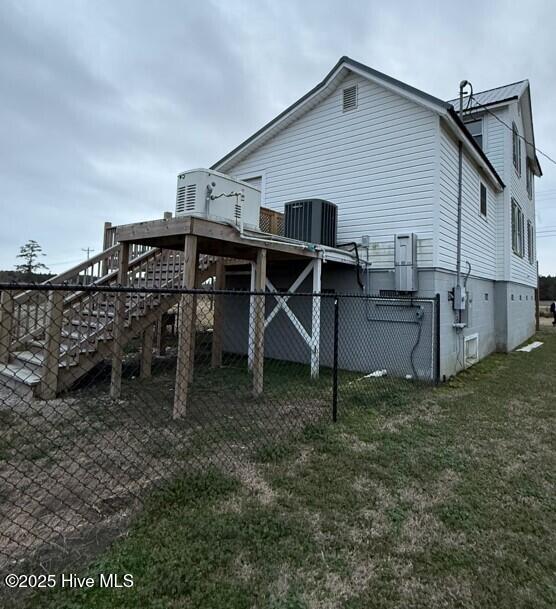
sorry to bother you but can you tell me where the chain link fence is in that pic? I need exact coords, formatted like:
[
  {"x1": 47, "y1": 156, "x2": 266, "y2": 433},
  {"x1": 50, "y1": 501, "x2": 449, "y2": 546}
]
[{"x1": 0, "y1": 283, "x2": 439, "y2": 594}]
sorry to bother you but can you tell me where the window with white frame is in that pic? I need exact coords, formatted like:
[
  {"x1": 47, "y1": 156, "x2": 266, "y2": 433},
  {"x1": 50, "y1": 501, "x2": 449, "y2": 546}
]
[
  {"x1": 527, "y1": 220, "x2": 535, "y2": 264},
  {"x1": 511, "y1": 198, "x2": 525, "y2": 257},
  {"x1": 480, "y1": 183, "x2": 487, "y2": 217},
  {"x1": 464, "y1": 118, "x2": 483, "y2": 149},
  {"x1": 512, "y1": 123, "x2": 522, "y2": 175},
  {"x1": 526, "y1": 162, "x2": 533, "y2": 199}
]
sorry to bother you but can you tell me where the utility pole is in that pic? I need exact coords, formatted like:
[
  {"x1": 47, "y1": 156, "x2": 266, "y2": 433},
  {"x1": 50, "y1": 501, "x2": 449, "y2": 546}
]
[{"x1": 81, "y1": 247, "x2": 95, "y2": 259}]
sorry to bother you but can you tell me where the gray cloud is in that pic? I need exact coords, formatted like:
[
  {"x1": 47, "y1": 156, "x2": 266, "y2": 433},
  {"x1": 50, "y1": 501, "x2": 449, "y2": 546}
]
[{"x1": 1, "y1": 0, "x2": 555, "y2": 273}]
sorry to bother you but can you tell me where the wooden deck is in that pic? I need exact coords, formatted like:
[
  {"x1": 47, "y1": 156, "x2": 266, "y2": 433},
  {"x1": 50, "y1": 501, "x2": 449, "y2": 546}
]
[{"x1": 115, "y1": 215, "x2": 320, "y2": 263}]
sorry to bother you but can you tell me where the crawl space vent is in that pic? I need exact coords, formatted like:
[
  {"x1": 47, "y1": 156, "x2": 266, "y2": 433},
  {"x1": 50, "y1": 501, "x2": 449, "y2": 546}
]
[
  {"x1": 464, "y1": 334, "x2": 479, "y2": 368},
  {"x1": 343, "y1": 85, "x2": 357, "y2": 111}
]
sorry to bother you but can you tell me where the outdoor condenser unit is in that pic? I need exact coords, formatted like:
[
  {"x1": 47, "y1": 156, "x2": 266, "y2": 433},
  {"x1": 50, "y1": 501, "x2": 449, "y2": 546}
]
[
  {"x1": 394, "y1": 233, "x2": 418, "y2": 292},
  {"x1": 284, "y1": 199, "x2": 337, "y2": 247},
  {"x1": 175, "y1": 169, "x2": 261, "y2": 229}
]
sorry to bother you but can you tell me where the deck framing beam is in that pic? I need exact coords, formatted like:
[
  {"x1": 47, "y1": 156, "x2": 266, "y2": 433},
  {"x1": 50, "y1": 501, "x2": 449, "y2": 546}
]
[{"x1": 264, "y1": 258, "x2": 322, "y2": 378}]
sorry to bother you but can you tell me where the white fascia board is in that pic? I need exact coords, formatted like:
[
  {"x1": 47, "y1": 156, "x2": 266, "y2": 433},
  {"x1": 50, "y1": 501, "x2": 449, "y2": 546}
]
[{"x1": 346, "y1": 65, "x2": 447, "y2": 114}]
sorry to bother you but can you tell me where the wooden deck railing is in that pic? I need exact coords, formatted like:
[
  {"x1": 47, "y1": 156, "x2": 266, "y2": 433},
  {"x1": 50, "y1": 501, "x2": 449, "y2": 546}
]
[{"x1": 259, "y1": 207, "x2": 284, "y2": 235}]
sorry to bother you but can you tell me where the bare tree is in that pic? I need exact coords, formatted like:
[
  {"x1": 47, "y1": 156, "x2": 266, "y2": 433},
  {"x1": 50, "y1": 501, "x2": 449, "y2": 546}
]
[{"x1": 15, "y1": 240, "x2": 49, "y2": 279}]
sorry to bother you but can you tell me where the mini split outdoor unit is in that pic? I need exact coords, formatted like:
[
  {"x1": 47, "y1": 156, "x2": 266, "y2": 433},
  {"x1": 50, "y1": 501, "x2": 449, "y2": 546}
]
[
  {"x1": 284, "y1": 199, "x2": 338, "y2": 247},
  {"x1": 175, "y1": 169, "x2": 261, "y2": 229}
]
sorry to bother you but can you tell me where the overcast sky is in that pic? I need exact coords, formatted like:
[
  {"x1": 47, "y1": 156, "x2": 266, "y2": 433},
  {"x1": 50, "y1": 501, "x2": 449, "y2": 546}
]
[{"x1": 1, "y1": 0, "x2": 555, "y2": 275}]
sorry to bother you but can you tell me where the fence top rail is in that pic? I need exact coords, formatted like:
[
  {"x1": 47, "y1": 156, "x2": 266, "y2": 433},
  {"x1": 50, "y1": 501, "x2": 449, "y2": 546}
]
[{"x1": 0, "y1": 282, "x2": 438, "y2": 302}]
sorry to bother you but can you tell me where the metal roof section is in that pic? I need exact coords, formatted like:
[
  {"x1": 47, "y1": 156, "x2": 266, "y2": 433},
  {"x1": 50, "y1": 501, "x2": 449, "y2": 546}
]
[
  {"x1": 448, "y1": 79, "x2": 541, "y2": 177},
  {"x1": 448, "y1": 80, "x2": 528, "y2": 112}
]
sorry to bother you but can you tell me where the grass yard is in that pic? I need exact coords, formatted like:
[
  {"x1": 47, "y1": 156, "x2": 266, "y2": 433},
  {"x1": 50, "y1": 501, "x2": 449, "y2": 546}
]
[{"x1": 14, "y1": 329, "x2": 556, "y2": 608}]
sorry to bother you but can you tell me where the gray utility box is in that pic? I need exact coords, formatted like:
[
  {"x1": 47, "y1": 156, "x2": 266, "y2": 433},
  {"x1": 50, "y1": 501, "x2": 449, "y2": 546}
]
[
  {"x1": 284, "y1": 199, "x2": 337, "y2": 247},
  {"x1": 394, "y1": 233, "x2": 418, "y2": 292}
]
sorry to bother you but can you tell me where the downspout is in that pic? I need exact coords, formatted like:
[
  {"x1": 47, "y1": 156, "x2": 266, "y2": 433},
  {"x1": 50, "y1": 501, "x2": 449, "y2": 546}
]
[
  {"x1": 455, "y1": 80, "x2": 469, "y2": 323},
  {"x1": 456, "y1": 140, "x2": 463, "y2": 323}
]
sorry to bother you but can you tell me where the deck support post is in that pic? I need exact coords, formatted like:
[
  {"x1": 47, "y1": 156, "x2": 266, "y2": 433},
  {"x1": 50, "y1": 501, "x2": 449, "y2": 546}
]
[
  {"x1": 247, "y1": 262, "x2": 256, "y2": 370},
  {"x1": 211, "y1": 258, "x2": 225, "y2": 368},
  {"x1": 310, "y1": 257, "x2": 322, "y2": 379},
  {"x1": 154, "y1": 314, "x2": 164, "y2": 356},
  {"x1": 140, "y1": 324, "x2": 154, "y2": 379},
  {"x1": 188, "y1": 257, "x2": 201, "y2": 383},
  {"x1": 173, "y1": 234, "x2": 198, "y2": 418},
  {"x1": 38, "y1": 290, "x2": 64, "y2": 400},
  {"x1": 252, "y1": 249, "x2": 267, "y2": 396},
  {"x1": 0, "y1": 290, "x2": 15, "y2": 365},
  {"x1": 110, "y1": 242, "x2": 129, "y2": 400}
]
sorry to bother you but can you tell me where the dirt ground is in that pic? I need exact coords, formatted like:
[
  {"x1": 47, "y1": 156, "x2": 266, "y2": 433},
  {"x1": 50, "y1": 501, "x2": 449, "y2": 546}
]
[{"x1": 0, "y1": 351, "x2": 330, "y2": 579}]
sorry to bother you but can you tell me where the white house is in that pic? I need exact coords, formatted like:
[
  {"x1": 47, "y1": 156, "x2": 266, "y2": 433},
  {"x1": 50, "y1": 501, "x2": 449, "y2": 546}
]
[{"x1": 212, "y1": 56, "x2": 541, "y2": 378}]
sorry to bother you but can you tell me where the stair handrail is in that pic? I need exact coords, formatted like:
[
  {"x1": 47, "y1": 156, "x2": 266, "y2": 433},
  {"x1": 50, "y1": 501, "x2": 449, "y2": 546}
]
[
  {"x1": 8, "y1": 247, "x2": 181, "y2": 350},
  {"x1": 14, "y1": 245, "x2": 121, "y2": 305}
]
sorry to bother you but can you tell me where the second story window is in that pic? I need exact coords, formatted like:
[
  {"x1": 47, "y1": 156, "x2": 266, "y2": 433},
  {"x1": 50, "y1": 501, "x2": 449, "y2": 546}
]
[
  {"x1": 464, "y1": 118, "x2": 483, "y2": 149},
  {"x1": 526, "y1": 162, "x2": 533, "y2": 199},
  {"x1": 512, "y1": 122, "x2": 522, "y2": 176},
  {"x1": 512, "y1": 198, "x2": 525, "y2": 257},
  {"x1": 527, "y1": 220, "x2": 535, "y2": 264},
  {"x1": 480, "y1": 183, "x2": 487, "y2": 217}
]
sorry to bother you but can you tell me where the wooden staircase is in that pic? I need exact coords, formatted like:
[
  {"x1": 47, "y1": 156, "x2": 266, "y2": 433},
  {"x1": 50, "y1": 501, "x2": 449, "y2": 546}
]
[{"x1": 0, "y1": 244, "x2": 217, "y2": 398}]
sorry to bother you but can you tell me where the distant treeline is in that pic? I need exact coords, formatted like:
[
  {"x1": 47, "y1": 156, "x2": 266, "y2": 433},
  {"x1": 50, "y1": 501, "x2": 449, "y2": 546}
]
[
  {"x1": 0, "y1": 270, "x2": 55, "y2": 283},
  {"x1": 539, "y1": 276, "x2": 556, "y2": 301}
]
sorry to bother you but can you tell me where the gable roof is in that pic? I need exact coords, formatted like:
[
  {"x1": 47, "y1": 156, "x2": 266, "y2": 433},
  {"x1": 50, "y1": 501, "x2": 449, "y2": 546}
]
[{"x1": 212, "y1": 56, "x2": 505, "y2": 190}]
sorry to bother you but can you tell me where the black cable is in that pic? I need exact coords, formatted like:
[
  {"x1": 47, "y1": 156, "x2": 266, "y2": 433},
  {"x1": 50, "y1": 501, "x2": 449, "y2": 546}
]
[
  {"x1": 409, "y1": 316, "x2": 423, "y2": 381},
  {"x1": 337, "y1": 242, "x2": 364, "y2": 290}
]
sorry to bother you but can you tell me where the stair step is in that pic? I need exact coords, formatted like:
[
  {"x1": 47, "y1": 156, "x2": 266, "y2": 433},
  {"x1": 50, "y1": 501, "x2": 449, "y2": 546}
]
[
  {"x1": 69, "y1": 319, "x2": 102, "y2": 329},
  {"x1": 0, "y1": 362, "x2": 41, "y2": 386},
  {"x1": 81, "y1": 310, "x2": 115, "y2": 318},
  {"x1": 12, "y1": 350, "x2": 45, "y2": 370}
]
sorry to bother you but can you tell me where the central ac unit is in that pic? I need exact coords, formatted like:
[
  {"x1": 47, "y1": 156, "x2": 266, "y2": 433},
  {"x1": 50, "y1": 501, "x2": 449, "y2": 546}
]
[
  {"x1": 284, "y1": 199, "x2": 337, "y2": 246},
  {"x1": 175, "y1": 169, "x2": 261, "y2": 229}
]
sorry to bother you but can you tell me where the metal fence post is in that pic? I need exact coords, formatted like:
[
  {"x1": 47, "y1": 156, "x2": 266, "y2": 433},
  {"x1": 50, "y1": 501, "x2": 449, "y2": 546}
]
[
  {"x1": 332, "y1": 295, "x2": 339, "y2": 422},
  {"x1": 434, "y1": 293, "x2": 441, "y2": 384},
  {"x1": 0, "y1": 290, "x2": 15, "y2": 365}
]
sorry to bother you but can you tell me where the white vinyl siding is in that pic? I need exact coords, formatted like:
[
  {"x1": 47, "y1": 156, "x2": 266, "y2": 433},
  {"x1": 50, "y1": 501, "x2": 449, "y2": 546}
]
[
  {"x1": 481, "y1": 107, "x2": 509, "y2": 279},
  {"x1": 225, "y1": 73, "x2": 437, "y2": 265},
  {"x1": 438, "y1": 127, "x2": 497, "y2": 279},
  {"x1": 508, "y1": 102, "x2": 536, "y2": 286}
]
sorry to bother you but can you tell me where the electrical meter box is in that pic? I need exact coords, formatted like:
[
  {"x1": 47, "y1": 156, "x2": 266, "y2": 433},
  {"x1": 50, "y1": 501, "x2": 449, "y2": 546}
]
[{"x1": 394, "y1": 233, "x2": 418, "y2": 292}]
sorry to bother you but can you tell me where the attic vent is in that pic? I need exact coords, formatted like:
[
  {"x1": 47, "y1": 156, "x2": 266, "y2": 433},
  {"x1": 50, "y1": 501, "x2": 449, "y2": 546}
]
[{"x1": 343, "y1": 85, "x2": 357, "y2": 111}]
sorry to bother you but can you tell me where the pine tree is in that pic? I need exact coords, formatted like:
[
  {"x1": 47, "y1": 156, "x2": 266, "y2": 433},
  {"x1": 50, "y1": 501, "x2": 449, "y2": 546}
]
[{"x1": 15, "y1": 240, "x2": 49, "y2": 280}]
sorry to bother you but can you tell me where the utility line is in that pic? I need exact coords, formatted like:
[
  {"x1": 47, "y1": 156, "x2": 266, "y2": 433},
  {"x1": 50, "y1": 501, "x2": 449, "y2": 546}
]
[{"x1": 466, "y1": 96, "x2": 556, "y2": 168}]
